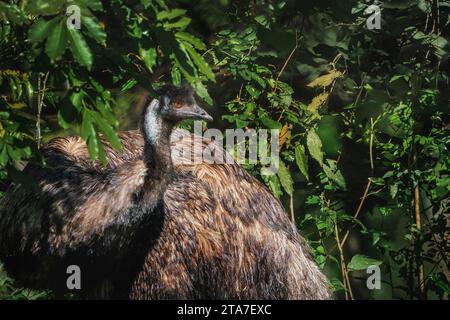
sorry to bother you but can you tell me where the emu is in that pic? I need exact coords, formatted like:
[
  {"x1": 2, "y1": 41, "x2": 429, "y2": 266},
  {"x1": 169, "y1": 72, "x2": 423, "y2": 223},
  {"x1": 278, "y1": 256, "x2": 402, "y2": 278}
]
[
  {"x1": 0, "y1": 85, "x2": 213, "y2": 296},
  {"x1": 0, "y1": 86, "x2": 332, "y2": 299}
]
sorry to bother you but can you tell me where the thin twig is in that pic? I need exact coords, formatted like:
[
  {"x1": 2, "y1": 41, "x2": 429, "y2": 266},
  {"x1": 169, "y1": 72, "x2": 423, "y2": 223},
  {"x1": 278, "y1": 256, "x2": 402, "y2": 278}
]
[
  {"x1": 36, "y1": 72, "x2": 49, "y2": 149},
  {"x1": 274, "y1": 30, "x2": 299, "y2": 92},
  {"x1": 341, "y1": 178, "x2": 372, "y2": 247},
  {"x1": 369, "y1": 117, "x2": 375, "y2": 171},
  {"x1": 335, "y1": 223, "x2": 354, "y2": 300}
]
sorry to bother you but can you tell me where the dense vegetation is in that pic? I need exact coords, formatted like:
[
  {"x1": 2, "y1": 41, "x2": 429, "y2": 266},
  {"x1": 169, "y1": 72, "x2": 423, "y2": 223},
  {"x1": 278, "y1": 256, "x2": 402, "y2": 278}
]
[{"x1": 0, "y1": 0, "x2": 449, "y2": 300}]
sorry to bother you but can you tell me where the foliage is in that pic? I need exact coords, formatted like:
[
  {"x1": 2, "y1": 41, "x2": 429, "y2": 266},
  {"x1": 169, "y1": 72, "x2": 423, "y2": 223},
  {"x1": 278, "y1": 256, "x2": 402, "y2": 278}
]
[{"x1": 0, "y1": 0, "x2": 449, "y2": 300}]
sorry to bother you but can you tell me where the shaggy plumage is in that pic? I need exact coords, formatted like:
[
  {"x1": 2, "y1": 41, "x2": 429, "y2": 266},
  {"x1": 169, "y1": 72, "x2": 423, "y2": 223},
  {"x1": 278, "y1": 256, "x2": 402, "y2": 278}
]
[{"x1": 0, "y1": 128, "x2": 331, "y2": 299}]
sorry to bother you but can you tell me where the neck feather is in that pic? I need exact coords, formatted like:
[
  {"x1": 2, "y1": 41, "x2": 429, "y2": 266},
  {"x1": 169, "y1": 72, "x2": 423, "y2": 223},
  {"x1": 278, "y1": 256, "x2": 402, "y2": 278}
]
[{"x1": 142, "y1": 99, "x2": 173, "y2": 174}]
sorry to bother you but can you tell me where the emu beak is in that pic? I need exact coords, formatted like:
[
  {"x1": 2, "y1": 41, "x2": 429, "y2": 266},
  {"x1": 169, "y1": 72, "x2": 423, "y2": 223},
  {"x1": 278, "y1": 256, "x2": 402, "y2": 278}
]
[{"x1": 189, "y1": 104, "x2": 213, "y2": 122}]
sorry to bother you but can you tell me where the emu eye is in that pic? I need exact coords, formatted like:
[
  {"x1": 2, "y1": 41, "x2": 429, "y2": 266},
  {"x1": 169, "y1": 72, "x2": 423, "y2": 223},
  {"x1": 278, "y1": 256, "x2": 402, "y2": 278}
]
[{"x1": 173, "y1": 101, "x2": 183, "y2": 108}]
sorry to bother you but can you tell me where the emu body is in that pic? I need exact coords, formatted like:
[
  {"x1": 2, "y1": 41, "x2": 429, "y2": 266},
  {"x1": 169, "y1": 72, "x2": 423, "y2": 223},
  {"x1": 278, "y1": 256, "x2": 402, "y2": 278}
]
[{"x1": 0, "y1": 128, "x2": 331, "y2": 299}]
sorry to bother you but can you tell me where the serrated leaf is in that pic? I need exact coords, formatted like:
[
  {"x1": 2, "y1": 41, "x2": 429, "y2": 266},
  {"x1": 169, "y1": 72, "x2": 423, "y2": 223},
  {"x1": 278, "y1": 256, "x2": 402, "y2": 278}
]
[
  {"x1": 0, "y1": 3, "x2": 27, "y2": 25},
  {"x1": 347, "y1": 255, "x2": 382, "y2": 271},
  {"x1": 279, "y1": 124, "x2": 291, "y2": 147},
  {"x1": 57, "y1": 100, "x2": 78, "y2": 129},
  {"x1": 0, "y1": 146, "x2": 8, "y2": 166},
  {"x1": 175, "y1": 32, "x2": 206, "y2": 50},
  {"x1": 90, "y1": 110, "x2": 122, "y2": 150},
  {"x1": 96, "y1": 100, "x2": 118, "y2": 128},
  {"x1": 28, "y1": 17, "x2": 59, "y2": 42},
  {"x1": 121, "y1": 79, "x2": 138, "y2": 92},
  {"x1": 307, "y1": 129, "x2": 323, "y2": 166},
  {"x1": 277, "y1": 160, "x2": 293, "y2": 196},
  {"x1": 295, "y1": 144, "x2": 309, "y2": 180},
  {"x1": 163, "y1": 17, "x2": 191, "y2": 30},
  {"x1": 45, "y1": 18, "x2": 68, "y2": 60},
  {"x1": 87, "y1": 133, "x2": 99, "y2": 160},
  {"x1": 78, "y1": 0, "x2": 103, "y2": 11},
  {"x1": 96, "y1": 135, "x2": 107, "y2": 165},
  {"x1": 184, "y1": 43, "x2": 215, "y2": 81},
  {"x1": 68, "y1": 28, "x2": 92, "y2": 69},
  {"x1": 307, "y1": 70, "x2": 342, "y2": 88},
  {"x1": 80, "y1": 109, "x2": 94, "y2": 141},
  {"x1": 260, "y1": 117, "x2": 282, "y2": 129},
  {"x1": 6, "y1": 145, "x2": 20, "y2": 161},
  {"x1": 82, "y1": 15, "x2": 106, "y2": 45},
  {"x1": 139, "y1": 47, "x2": 157, "y2": 72},
  {"x1": 171, "y1": 67, "x2": 182, "y2": 86},
  {"x1": 323, "y1": 162, "x2": 347, "y2": 190},
  {"x1": 25, "y1": 0, "x2": 65, "y2": 16},
  {"x1": 390, "y1": 183, "x2": 398, "y2": 199},
  {"x1": 265, "y1": 173, "x2": 282, "y2": 199},
  {"x1": 307, "y1": 92, "x2": 329, "y2": 113},
  {"x1": 157, "y1": 9, "x2": 187, "y2": 21},
  {"x1": 191, "y1": 81, "x2": 212, "y2": 106}
]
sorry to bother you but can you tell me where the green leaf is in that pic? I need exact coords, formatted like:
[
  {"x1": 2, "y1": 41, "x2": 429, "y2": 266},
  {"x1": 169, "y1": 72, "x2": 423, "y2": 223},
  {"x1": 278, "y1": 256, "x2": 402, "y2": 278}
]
[
  {"x1": 390, "y1": 183, "x2": 399, "y2": 199},
  {"x1": 0, "y1": 3, "x2": 27, "y2": 25},
  {"x1": 67, "y1": 28, "x2": 93, "y2": 69},
  {"x1": 121, "y1": 79, "x2": 138, "y2": 92},
  {"x1": 264, "y1": 174, "x2": 282, "y2": 199},
  {"x1": 175, "y1": 32, "x2": 206, "y2": 50},
  {"x1": 260, "y1": 117, "x2": 282, "y2": 129},
  {"x1": 0, "y1": 146, "x2": 8, "y2": 166},
  {"x1": 191, "y1": 81, "x2": 213, "y2": 105},
  {"x1": 28, "y1": 17, "x2": 59, "y2": 43},
  {"x1": 25, "y1": 0, "x2": 65, "y2": 16},
  {"x1": 295, "y1": 144, "x2": 309, "y2": 180},
  {"x1": 307, "y1": 70, "x2": 342, "y2": 88},
  {"x1": 78, "y1": 0, "x2": 103, "y2": 11},
  {"x1": 80, "y1": 109, "x2": 94, "y2": 141},
  {"x1": 323, "y1": 162, "x2": 347, "y2": 190},
  {"x1": 82, "y1": 15, "x2": 106, "y2": 45},
  {"x1": 57, "y1": 99, "x2": 79, "y2": 129},
  {"x1": 90, "y1": 111, "x2": 122, "y2": 150},
  {"x1": 183, "y1": 43, "x2": 215, "y2": 81},
  {"x1": 171, "y1": 67, "x2": 181, "y2": 86},
  {"x1": 139, "y1": 47, "x2": 157, "y2": 72},
  {"x1": 347, "y1": 255, "x2": 382, "y2": 272},
  {"x1": 45, "y1": 18, "x2": 68, "y2": 61},
  {"x1": 307, "y1": 129, "x2": 323, "y2": 166},
  {"x1": 155, "y1": 28, "x2": 196, "y2": 80},
  {"x1": 96, "y1": 100, "x2": 119, "y2": 128},
  {"x1": 163, "y1": 17, "x2": 191, "y2": 30},
  {"x1": 6, "y1": 145, "x2": 20, "y2": 162},
  {"x1": 87, "y1": 134, "x2": 99, "y2": 160},
  {"x1": 277, "y1": 160, "x2": 294, "y2": 196},
  {"x1": 157, "y1": 9, "x2": 187, "y2": 21}
]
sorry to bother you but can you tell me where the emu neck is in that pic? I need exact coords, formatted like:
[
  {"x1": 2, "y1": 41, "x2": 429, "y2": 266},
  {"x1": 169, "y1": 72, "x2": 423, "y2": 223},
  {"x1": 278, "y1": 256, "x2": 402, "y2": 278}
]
[
  {"x1": 140, "y1": 100, "x2": 174, "y2": 208},
  {"x1": 142, "y1": 101, "x2": 174, "y2": 175}
]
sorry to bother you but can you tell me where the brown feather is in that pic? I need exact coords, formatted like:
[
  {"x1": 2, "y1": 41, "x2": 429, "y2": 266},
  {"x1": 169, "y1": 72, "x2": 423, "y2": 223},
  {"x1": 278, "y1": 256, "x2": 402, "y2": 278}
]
[{"x1": 0, "y1": 129, "x2": 331, "y2": 299}]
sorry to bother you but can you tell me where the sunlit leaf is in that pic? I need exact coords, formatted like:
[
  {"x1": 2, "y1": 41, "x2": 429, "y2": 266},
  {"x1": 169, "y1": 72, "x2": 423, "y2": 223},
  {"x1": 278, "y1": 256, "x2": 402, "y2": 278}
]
[
  {"x1": 295, "y1": 144, "x2": 309, "y2": 180},
  {"x1": 28, "y1": 17, "x2": 59, "y2": 43},
  {"x1": 184, "y1": 43, "x2": 215, "y2": 81},
  {"x1": 157, "y1": 9, "x2": 187, "y2": 21},
  {"x1": 307, "y1": 70, "x2": 342, "y2": 88},
  {"x1": 45, "y1": 18, "x2": 68, "y2": 61},
  {"x1": 307, "y1": 92, "x2": 329, "y2": 113},
  {"x1": 307, "y1": 129, "x2": 323, "y2": 166},
  {"x1": 82, "y1": 15, "x2": 106, "y2": 45},
  {"x1": 68, "y1": 29, "x2": 93, "y2": 69},
  {"x1": 279, "y1": 124, "x2": 291, "y2": 147},
  {"x1": 278, "y1": 160, "x2": 293, "y2": 196},
  {"x1": 347, "y1": 255, "x2": 382, "y2": 271}
]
